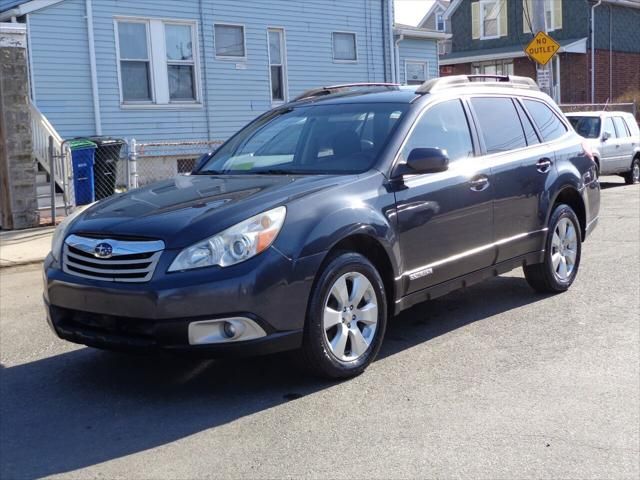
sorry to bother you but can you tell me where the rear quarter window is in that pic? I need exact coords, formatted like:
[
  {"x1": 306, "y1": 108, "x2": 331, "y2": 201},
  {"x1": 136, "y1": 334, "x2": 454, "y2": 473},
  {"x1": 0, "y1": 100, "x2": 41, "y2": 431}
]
[{"x1": 522, "y1": 99, "x2": 567, "y2": 142}]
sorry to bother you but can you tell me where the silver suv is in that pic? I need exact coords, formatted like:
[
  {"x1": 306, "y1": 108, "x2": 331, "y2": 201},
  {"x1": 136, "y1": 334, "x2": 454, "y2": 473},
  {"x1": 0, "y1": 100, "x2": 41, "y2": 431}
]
[{"x1": 567, "y1": 111, "x2": 640, "y2": 184}]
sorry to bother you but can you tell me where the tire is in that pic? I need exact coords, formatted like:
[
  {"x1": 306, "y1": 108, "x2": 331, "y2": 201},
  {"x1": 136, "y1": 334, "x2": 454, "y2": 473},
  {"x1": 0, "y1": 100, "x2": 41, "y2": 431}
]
[
  {"x1": 623, "y1": 157, "x2": 640, "y2": 185},
  {"x1": 524, "y1": 204, "x2": 582, "y2": 293},
  {"x1": 593, "y1": 159, "x2": 600, "y2": 180},
  {"x1": 301, "y1": 252, "x2": 387, "y2": 379}
]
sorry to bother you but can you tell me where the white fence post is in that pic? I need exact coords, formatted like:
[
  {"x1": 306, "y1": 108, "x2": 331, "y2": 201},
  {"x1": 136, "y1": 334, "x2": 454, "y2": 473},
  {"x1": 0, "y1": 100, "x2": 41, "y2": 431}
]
[{"x1": 128, "y1": 138, "x2": 138, "y2": 190}]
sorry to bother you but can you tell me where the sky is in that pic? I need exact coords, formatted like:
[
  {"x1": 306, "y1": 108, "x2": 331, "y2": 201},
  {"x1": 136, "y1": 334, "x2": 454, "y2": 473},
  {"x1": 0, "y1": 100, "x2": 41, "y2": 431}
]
[{"x1": 394, "y1": 0, "x2": 436, "y2": 27}]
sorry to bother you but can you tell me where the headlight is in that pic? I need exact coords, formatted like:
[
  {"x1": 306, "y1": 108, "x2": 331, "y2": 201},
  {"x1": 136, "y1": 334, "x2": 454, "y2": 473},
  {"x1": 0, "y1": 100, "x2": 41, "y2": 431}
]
[
  {"x1": 168, "y1": 206, "x2": 286, "y2": 272},
  {"x1": 50, "y1": 203, "x2": 95, "y2": 261}
]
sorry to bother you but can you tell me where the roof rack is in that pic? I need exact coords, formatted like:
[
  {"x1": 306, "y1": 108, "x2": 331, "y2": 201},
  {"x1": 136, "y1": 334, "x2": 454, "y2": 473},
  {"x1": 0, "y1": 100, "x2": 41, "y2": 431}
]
[
  {"x1": 415, "y1": 75, "x2": 540, "y2": 94},
  {"x1": 293, "y1": 83, "x2": 400, "y2": 101}
]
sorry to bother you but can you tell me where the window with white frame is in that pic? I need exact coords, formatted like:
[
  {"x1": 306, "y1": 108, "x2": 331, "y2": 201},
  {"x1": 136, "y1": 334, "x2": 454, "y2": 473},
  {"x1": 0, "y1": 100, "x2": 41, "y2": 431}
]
[
  {"x1": 436, "y1": 12, "x2": 445, "y2": 31},
  {"x1": 480, "y1": 0, "x2": 500, "y2": 38},
  {"x1": 268, "y1": 28, "x2": 287, "y2": 102},
  {"x1": 332, "y1": 32, "x2": 357, "y2": 62},
  {"x1": 117, "y1": 22, "x2": 152, "y2": 102},
  {"x1": 523, "y1": 0, "x2": 562, "y2": 33},
  {"x1": 472, "y1": 60, "x2": 514, "y2": 76},
  {"x1": 116, "y1": 19, "x2": 199, "y2": 105},
  {"x1": 214, "y1": 24, "x2": 245, "y2": 58},
  {"x1": 405, "y1": 61, "x2": 428, "y2": 85}
]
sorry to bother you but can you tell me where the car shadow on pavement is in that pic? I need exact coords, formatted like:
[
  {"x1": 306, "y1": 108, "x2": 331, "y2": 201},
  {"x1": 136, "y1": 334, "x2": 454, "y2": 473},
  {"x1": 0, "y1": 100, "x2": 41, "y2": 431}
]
[{"x1": 0, "y1": 275, "x2": 549, "y2": 479}]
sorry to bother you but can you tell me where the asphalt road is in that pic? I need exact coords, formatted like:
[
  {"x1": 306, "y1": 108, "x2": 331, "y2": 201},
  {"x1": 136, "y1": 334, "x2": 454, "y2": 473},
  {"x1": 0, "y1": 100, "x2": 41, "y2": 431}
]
[{"x1": 1, "y1": 177, "x2": 638, "y2": 479}]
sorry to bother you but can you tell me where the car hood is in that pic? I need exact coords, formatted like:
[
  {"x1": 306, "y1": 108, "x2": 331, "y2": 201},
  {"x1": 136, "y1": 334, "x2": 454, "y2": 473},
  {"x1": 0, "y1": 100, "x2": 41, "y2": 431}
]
[{"x1": 69, "y1": 174, "x2": 349, "y2": 249}]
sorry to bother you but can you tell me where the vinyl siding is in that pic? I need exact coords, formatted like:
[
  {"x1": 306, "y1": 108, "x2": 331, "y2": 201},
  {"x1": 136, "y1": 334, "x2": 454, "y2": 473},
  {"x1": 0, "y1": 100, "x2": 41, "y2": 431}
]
[
  {"x1": 397, "y1": 38, "x2": 439, "y2": 84},
  {"x1": 28, "y1": 0, "x2": 96, "y2": 138},
  {"x1": 27, "y1": 0, "x2": 392, "y2": 142}
]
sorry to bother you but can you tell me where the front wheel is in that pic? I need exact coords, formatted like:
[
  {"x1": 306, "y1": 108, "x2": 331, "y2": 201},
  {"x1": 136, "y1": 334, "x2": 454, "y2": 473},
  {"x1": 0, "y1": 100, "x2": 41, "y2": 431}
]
[
  {"x1": 301, "y1": 252, "x2": 387, "y2": 379},
  {"x1": 524, "y1": 204, "x2": 582, "y2": 293},
  {"x1": 623, "y1": 157, "x2": 640, "y2": 185}
]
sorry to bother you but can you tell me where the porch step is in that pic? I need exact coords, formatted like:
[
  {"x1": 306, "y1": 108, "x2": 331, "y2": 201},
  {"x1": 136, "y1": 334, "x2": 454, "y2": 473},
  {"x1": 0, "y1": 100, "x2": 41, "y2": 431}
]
[{"x1": 37, "y1": 193, "x2": 66, "y2": 210}]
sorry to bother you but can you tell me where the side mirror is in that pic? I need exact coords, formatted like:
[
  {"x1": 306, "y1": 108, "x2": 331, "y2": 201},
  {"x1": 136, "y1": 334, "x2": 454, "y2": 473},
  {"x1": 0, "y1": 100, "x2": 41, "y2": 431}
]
[
  {"x1": 602, "y1": 131, "x2": 611, "y2": 141},
  {"x1": 399, "y1": 148, "x2": 449, "y2": 175},
  {"x1": 192, "y1": 152, "x2": 213, "y2": 173}
]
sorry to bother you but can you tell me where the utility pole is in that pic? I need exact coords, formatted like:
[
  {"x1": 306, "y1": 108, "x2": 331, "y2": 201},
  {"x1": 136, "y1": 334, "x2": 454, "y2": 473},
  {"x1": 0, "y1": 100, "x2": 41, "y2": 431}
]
[{"x1": 531, "y1": 0, "x2": 553, "y2": 98}]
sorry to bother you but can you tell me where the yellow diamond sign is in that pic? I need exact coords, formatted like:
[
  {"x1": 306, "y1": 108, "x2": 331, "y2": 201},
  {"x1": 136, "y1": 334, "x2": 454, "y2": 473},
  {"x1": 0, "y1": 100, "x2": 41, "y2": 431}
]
[{"x1": 525, "y1": 31, "x2": 560, "y2": 66}]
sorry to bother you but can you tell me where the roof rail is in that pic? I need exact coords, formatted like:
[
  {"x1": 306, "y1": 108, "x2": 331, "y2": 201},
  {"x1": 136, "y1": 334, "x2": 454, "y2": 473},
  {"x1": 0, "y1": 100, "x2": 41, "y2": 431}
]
[
  {"x1": 293, "y1": 83, "x2": 400, "y2": 101},
  {"x1": 415, "y1": 75, "x2": 540, "y2": 94}
]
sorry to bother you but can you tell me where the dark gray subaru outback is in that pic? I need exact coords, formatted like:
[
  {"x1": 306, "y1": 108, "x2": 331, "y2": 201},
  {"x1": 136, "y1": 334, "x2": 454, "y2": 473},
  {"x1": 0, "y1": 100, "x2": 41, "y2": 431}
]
[{"x1": 44, "y1": 75, "x2": 600, "y2": 378}]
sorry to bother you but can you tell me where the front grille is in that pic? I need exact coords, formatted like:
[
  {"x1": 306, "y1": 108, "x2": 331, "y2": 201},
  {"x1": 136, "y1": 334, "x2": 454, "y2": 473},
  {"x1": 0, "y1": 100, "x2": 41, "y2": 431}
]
[{"x1": 63, "y1": 234, "x2": 164, "y2": 283}]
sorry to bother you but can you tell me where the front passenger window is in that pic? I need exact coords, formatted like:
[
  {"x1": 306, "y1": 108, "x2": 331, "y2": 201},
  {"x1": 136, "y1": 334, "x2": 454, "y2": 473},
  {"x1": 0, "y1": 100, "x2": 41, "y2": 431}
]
[{"x1": 400, "y1": 100, "x2": 474, "y2": 163}]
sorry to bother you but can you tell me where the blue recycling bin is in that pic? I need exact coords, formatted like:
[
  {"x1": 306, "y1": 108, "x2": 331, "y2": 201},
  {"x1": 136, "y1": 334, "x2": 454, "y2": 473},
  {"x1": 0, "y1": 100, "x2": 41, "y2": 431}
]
[{"x1": 69, "y1": 139, "x2": 97, "y2": 205}]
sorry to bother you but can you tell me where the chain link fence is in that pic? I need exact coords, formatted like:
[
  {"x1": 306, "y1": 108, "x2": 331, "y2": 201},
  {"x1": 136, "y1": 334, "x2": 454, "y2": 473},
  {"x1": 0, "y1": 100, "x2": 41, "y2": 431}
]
[{"x1": 129, "y1": 140, "x2": 223, "y2": 188}]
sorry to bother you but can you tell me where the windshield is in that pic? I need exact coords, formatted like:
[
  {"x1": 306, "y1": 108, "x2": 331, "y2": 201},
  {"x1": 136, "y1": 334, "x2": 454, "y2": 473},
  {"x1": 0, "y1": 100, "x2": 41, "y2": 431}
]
[
  {"x1": 569, "y1": 116, "x2": 601, "y2": 139},
  {"x1": 197, "y1": 103, "x2": 408, "y2": 175}
]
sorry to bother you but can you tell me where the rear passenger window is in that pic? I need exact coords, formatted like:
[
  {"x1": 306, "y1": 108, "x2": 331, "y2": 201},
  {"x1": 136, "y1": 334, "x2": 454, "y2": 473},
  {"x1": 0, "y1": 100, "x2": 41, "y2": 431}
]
[
  {"x1": 515, "y1": 100, "x2": 540, "y2": 146},
  {"x1": 603, "y1": 117, "x2": 617, "y2": 138},
  {"x1": 522, "y1": 99, "x2": 567, "y2": 142},
  {"x1": 401, "y1": 99, "x2": 474, "y2": 163},
  {"x1": 470, "y1": 97, "x2": 526, "y2": 153},
  {"x1": 613, "y1": 117, "x2": 629, "y2": 138}
]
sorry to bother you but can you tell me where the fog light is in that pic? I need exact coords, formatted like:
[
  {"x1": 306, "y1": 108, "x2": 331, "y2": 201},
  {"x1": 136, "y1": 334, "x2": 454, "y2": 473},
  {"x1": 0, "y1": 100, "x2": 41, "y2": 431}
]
[
  {"x1": 223, "y1": 321, "x2": 237, "y2": 338},
  {"x1": 188, "y1": 317, "x2": 267, "y2": 345}
]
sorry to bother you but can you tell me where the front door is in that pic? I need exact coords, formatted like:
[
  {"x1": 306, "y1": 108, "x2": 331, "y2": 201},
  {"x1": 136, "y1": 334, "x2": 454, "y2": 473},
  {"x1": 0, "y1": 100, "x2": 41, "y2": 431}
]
[{"x1": 394, "y1": 99, "x2": 494, "y2": 294}]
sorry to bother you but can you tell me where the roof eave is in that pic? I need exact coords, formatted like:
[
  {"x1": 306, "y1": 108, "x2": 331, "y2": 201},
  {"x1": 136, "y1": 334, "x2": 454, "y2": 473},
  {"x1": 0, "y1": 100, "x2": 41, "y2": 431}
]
[{"x1": 0, "y1": 0, "x2": 65, "y2": 21}]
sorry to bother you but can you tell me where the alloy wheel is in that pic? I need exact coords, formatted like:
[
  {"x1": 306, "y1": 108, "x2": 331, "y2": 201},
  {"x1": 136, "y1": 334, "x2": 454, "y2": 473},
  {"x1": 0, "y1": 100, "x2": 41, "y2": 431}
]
[
  {"x1": 323, "y1": 272, "x2": 378, "y2": 362},
  {"x1": 551, "y1": 218, "x2": 578, "y2": 281},
  {"x1": 633, "y1": 162, "x2": 640, "y2": 184}
]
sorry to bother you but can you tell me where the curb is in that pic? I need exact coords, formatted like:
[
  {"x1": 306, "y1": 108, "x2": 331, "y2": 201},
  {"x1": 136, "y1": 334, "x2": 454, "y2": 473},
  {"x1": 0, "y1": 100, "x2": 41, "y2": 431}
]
[{"x1": 0, "y1": 259, "x2": 45, "y2": 269}]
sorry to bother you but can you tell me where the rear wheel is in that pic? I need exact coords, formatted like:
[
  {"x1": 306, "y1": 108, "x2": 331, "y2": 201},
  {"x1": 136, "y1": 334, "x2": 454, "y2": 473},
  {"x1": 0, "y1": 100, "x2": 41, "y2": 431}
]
[
  {"x1": 301, "y1": 252, "x2": 387, "y2": 379},
  {"x1": 524, "y1": 204, "x2": 582, "y2": 293},
  {"x1": 623, "y1": 157, "x2": 640, "y2": 185}
]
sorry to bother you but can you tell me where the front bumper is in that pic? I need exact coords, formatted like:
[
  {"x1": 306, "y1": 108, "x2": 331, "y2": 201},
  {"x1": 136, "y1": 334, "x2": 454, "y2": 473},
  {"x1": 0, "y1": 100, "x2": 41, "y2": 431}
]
[{"x1": 43, "y1": 247, "x2": 324, "y2": 355}]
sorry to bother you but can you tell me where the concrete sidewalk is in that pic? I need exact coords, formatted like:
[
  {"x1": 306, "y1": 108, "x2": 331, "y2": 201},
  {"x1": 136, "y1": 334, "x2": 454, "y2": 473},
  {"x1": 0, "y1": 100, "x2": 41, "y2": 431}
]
[{"x1": 0, "y1": 226, "x2": 55, "y2": 268}]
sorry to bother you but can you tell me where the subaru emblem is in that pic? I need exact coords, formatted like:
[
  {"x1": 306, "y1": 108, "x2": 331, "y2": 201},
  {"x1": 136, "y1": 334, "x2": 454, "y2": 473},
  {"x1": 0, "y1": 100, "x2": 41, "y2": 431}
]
[{"x1": 94, "y1": 242, "x2": 113, "y2": 259}]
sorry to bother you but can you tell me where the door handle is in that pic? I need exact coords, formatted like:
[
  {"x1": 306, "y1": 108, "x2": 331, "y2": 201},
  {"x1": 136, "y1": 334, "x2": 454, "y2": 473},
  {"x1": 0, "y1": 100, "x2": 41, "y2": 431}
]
[
  {"x1": 469, "y1": 175, "x2": 490, "y2": 192},
  {"x1": 536, "y1": 158, "x2": 552, "y2": 173}
]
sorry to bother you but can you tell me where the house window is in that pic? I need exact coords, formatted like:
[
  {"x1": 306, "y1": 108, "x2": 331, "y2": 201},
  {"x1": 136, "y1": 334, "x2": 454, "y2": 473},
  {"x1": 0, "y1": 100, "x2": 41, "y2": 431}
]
[
  {"x1": 405, "y1": 61, "x2": 428, "y2": 85},
  {"x1": 472, "y1": 60, "x2": 514, "y2": 76},
  {"x1": 268, "y1": 28, "x2": 287, "y2": 102},
  {"x1": 436, "y1": 12, "x2": 445, "y2": 31},
  {"x1": 117, "y1": 22, "x2": 152, "y2": 102},
  {"x1": 332, "y1": 32, "x2": 357, "y2": 62},
  {"x1": 165, "y1": 24, "x2": 196, "y2": 101},
  {"x1": 116, "y1": 19, "x2": 200, "y2": 106},
  {"x1": 480, "y1": 0, "x2": 500, "y2": 38},
  {"x1": 214, "y1": 24, "x2": 246, "y2": 58},
  {"x1": 523, "y1": 0, "x2": 562, "y2": 33}
]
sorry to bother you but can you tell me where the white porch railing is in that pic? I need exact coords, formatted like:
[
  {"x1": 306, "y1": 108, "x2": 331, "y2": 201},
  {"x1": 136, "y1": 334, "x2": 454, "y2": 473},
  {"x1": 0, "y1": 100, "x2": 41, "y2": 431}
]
[{"x1": 30, "y1": 101, "x2": 73, "y2": 209}]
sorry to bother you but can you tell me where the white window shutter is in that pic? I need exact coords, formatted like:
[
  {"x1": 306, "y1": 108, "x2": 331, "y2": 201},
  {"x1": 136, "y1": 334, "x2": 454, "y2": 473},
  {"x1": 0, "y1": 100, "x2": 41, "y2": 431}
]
[
  {"x1": 499, "y1": 0, "x2": 508, "y2": 36},
  {"x1": 523, "y1": 0, "x2": 532, "y2": 33},
  {"x1": 554, "y1": 0, "x2": 563, "y2": 30},
  {"x1": 472, "y1": 1, "x2": 480, "y2": 39}
]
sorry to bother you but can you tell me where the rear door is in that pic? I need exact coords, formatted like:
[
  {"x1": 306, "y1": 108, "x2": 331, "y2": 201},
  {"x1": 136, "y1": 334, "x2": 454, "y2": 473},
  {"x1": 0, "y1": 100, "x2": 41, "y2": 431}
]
[
  {"x1": 394, "y1": 98, "x2": 494, "y2": 293},
  {"x1": 599, "y1": 116, "x2": 620, "y2": 174},
  {"x1": 470, "y1": 96, "x2": 562, "y2": 262},
  {"x1": 612, "y1": 116, "x2": 633, "y2": 171}
]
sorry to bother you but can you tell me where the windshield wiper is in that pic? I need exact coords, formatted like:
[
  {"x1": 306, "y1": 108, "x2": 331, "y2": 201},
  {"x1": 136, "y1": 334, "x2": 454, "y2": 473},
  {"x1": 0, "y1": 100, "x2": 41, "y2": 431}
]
[
  {"x1": 195, "y1": 169, "x2": 223, "y2": 175},
  {"x1": 253, "y1": 169, "x2": 299, "y2": 175}
]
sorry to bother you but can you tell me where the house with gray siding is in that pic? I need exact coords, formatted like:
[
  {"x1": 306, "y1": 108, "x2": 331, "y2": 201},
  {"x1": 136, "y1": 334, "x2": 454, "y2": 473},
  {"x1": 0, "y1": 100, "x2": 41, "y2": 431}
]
[
  {"x1": 0, "y1": 0, "x2": 445, "y2": 143},
  {"x1": 439, "y1": 0, "x2": 640, "y2": 105}
]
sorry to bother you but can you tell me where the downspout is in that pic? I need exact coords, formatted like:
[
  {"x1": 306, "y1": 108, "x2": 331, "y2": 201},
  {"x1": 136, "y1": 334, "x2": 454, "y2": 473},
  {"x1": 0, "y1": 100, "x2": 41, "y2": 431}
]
[
  {"x1": 590, "y1": 0, "x2": 602, "y2": 103},
  {"x1": 387, "y1": 0, "x2": 397, "y2": 82},
  {"x1": 395, "y1": 34, "x2": 404, "y2": 84},
  {"x1": 608, "y1": 5, "x2": 612, "y2": 102},
  {"x1": 85, "y1": 0, "x2": 102, "y2": 135},
  {"x1": 199, "y1": 0, "x2": 212, "y2": 140}
]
